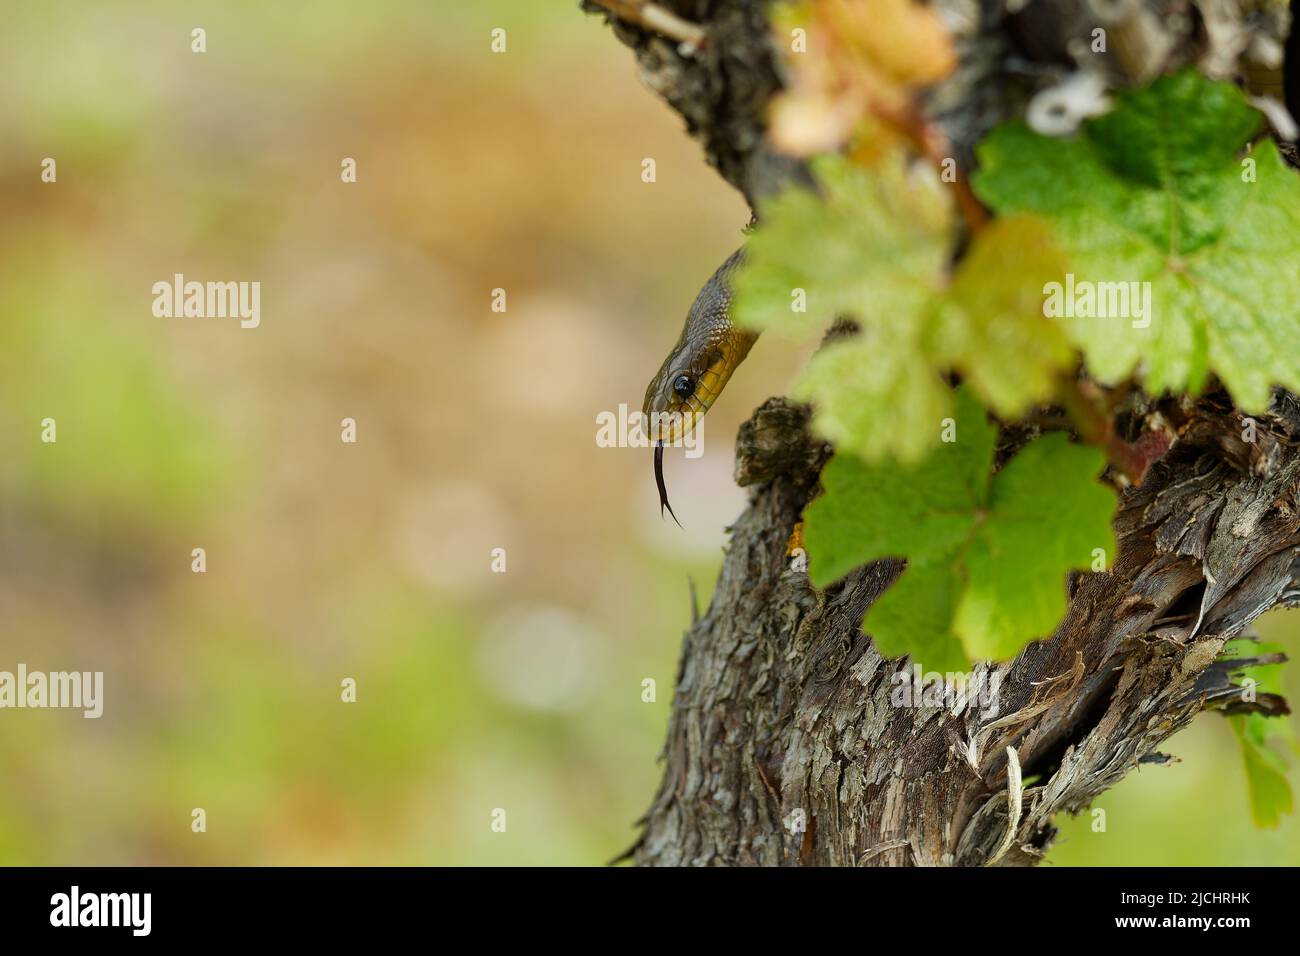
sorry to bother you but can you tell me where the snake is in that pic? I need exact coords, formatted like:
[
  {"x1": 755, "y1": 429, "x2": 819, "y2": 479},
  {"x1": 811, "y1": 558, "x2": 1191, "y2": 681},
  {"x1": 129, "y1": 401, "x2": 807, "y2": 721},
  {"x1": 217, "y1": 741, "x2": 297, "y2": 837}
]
[{"x1": 642, "y1": 247, "x2": 757, "y2": 524}]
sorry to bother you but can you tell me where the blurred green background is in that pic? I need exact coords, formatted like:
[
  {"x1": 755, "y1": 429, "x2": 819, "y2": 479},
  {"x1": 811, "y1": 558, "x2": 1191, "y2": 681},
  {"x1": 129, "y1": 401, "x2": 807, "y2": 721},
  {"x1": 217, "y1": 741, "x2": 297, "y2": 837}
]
[{"x1": 0, "y1": 0, "x2": 1295, "y2": 866}]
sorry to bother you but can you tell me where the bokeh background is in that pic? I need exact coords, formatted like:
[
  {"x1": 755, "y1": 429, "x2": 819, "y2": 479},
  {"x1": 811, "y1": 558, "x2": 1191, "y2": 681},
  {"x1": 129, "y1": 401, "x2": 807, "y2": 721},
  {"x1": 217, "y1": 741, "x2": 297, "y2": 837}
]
[{"x1": 0, "y1": 0, "x2": 1295, "y2": 866}]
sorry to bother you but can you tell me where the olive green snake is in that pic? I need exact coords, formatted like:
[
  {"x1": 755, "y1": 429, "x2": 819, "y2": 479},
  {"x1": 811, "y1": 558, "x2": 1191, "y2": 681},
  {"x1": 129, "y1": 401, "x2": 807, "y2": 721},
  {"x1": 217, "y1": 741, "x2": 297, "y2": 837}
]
[{"x1": 642, "y1": 248, "x2": 756, "y2": 524}]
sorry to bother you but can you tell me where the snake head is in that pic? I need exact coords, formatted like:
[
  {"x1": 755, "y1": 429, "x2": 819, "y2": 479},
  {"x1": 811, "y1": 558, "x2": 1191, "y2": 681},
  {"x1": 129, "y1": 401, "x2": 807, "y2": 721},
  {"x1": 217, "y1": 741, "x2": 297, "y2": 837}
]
[
  {"x1": 642, "y1": 345, "x2": 720, "y2": 445},
  {"x1": 641, "y1": 248, "x2": 754, "y2": 445}
]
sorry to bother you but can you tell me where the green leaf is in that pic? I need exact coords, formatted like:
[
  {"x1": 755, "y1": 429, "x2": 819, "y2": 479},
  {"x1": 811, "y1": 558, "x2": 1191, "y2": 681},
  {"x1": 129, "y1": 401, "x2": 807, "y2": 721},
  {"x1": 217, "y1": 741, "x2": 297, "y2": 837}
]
[
  {"x1": 974, "y1": 69, "x2": 1300, "y2": 412},
  {"x1": 734, "y1": 155, "x2": 1075, "y2": 463},
  {"x1": 803, "y1": 388, "x2": 994, "y2": 586},
  {"x1": 791, "y1": 336, "x2": 954, "y2": 464},
  {"x1": 1221, "y1": 639, "x2": 1294, "y2": 827},
  {"x1": 804, "y1": 389, "x2": 1116, "y2": 669},
  {"x1": 953, "y1": 433, "x2": 1118, "y2": 659},
  {"x1": 931, "y1": 215, "x2": 1073, "y2": 417},
  {"x1": 1230, "y1": 714, "x2": 1294, "y2": 828},
  {"x1": 868, "y1": 551, "x2": 970, "y2": 673},
  {"x1": 734, "y1": 153, "x2": 951, "y2": 339}
]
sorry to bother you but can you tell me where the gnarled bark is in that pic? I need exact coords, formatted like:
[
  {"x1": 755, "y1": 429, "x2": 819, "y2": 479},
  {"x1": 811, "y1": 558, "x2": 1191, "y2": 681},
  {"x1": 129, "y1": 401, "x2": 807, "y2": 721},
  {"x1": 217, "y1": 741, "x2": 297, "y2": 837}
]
[{"x1": 637, "y1": 394, "x2": 1299, "y2": 866}]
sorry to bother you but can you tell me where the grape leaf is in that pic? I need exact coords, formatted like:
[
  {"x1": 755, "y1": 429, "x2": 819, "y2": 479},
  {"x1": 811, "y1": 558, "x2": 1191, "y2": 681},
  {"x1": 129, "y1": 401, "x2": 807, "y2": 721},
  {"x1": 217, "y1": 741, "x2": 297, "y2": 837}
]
[
  {"x1": 803, "y1": 389, "x2": 1116, "y2": 669},
  {"x1": 791, "y1": 331, "x2": 953, "y2": 464},
  {"x1": 734, "y1": 156, "x2": 1073, "y2": 462},
  {"x1": 931, "y1": 215, "x2": 1073, "y2": 418},
  {"x1": 1231, "y1": 715, "x2": 1294, "y2": 828},
  {"x1": 1222, "y1": 639, "x2": 1294, "y2": 827},
  {"x1": 974, "y1": 69, "x2": 1300, "y2": 412},
  {"x1": 734, "y1": 154, "x2": 950, "y2": 338}
]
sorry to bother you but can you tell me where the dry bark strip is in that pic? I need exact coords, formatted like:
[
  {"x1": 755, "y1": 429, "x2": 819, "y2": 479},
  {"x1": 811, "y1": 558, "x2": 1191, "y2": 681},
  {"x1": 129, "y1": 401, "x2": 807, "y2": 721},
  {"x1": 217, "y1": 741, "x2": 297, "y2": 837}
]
[{"x1": 583, "y1": 0, "x2": 1299, "y2": 865}]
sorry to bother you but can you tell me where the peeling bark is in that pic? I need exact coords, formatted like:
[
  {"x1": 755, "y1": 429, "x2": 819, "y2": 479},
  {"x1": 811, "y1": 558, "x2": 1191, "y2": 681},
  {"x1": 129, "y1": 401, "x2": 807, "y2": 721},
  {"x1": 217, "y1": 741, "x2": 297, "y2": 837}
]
[
  {"x1": 585, "y1": 0, "x2": 1299, "y2": 866},
  {"x1": 638, "y1": 394, "x2": 1299, "y2": 867}
]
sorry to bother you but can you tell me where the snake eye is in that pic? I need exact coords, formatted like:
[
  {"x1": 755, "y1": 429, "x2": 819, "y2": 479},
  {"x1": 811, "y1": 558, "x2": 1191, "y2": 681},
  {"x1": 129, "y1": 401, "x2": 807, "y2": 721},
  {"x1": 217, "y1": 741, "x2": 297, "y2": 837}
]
[{"x1": 672, "y1": 374, "x2": 694, "y2": 398}]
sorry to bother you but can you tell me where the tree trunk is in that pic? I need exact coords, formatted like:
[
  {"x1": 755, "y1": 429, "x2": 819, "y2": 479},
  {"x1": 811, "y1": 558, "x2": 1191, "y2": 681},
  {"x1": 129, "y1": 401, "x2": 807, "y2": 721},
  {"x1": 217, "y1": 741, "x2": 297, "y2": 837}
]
[{"x1": 584, "y1": 0, "x2": 1299, "y2": 866}]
